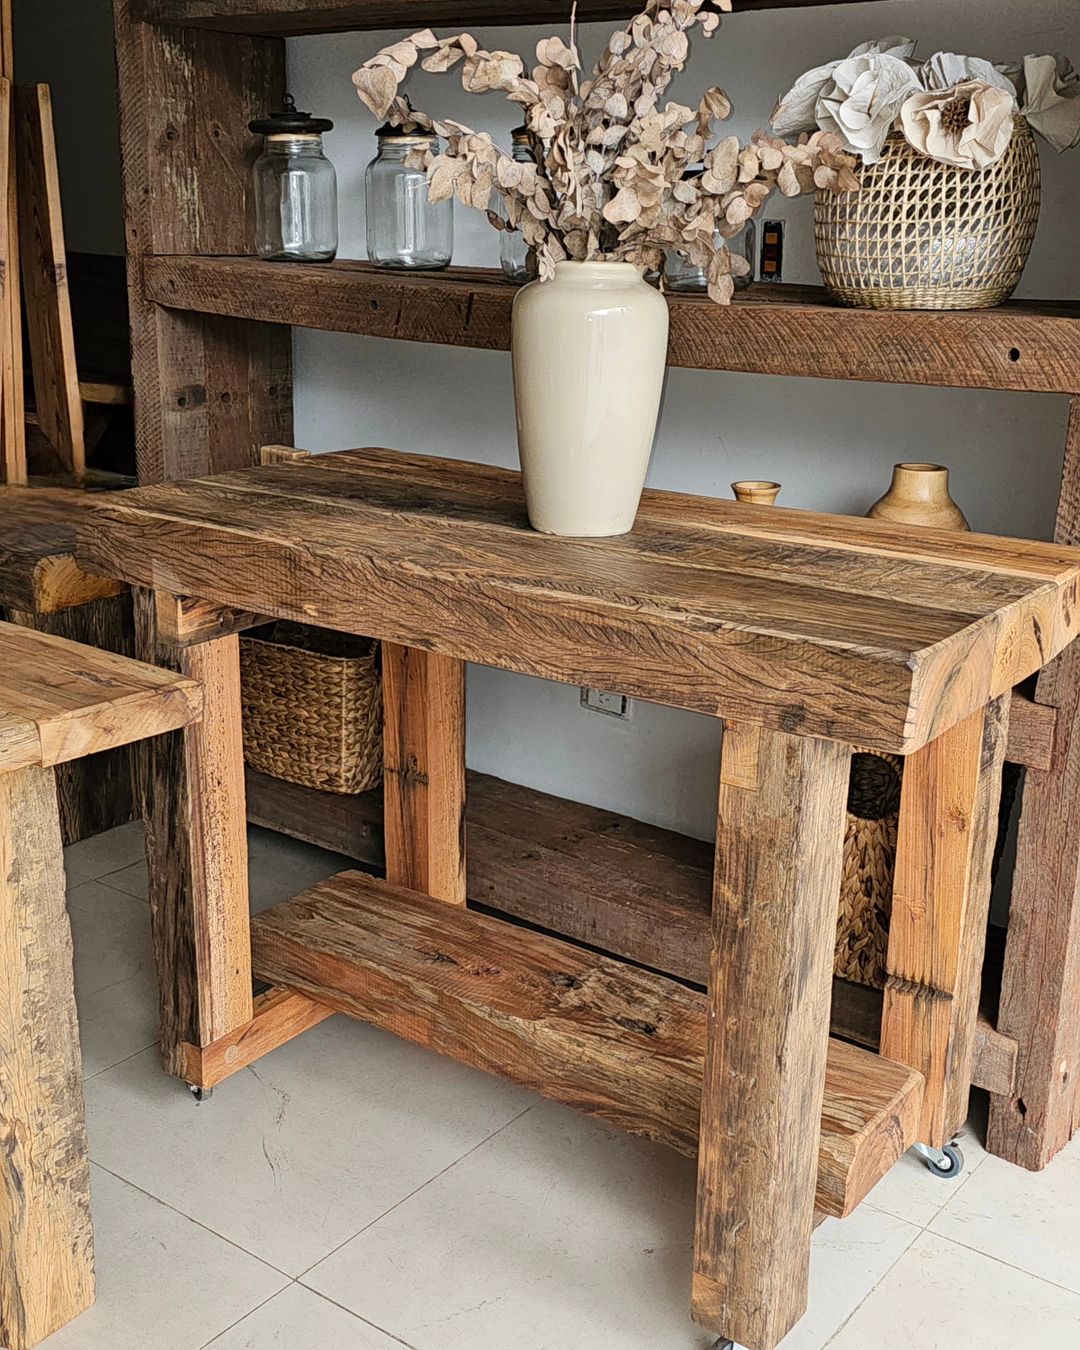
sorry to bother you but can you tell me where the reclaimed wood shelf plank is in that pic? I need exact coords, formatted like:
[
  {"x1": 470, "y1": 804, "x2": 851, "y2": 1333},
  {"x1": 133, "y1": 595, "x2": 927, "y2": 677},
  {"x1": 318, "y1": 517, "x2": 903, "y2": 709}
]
[
  {"x1": 250, "y1": 866, "x2": 923, "y2": 1220},
  {"x1": 244, "y1": 764, "x2": 1018, "y2": 1091},
  {"x1": 135, "y1": 0, "x2": 880, "y2": 36},
  {"x1": 143, "y1": 257, "x2": 1080, "y2": 395}
]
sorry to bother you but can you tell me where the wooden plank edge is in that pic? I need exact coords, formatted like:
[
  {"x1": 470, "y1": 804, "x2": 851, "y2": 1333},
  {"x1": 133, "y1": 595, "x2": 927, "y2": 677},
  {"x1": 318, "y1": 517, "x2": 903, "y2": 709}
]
[
  {"x1": 177, "y1": 987, "x2": 334, "y2": 1089},
  {"x1": 972, "y1": 1012, "x2": 1019, "y2": 1096},
  {"x1": 1006, "y1": 690, "x2": 1057, "y2": 770},
  {"x1": 155, "y1": 590, "x2": 270, "y2": 646}
]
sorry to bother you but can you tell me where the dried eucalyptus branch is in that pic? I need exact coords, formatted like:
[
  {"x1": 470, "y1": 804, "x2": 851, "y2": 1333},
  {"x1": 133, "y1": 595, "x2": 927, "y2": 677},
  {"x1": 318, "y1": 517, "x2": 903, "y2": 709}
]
[{"x1": 352, "y1": 0, "x2": 857, "y2": 301}]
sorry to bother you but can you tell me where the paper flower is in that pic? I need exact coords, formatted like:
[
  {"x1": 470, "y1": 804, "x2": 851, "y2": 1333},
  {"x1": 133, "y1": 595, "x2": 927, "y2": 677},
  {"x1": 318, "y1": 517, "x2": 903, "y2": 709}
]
[
  {"x1": 920, "y1": 51, "x2": 1017, "y2": 96},
  {"x1": 1020, "y1": 54, "x2": 1080, "y2": 151},
  {"x1": 816, "y1": 53, "x2": 923, "y2": 162},
  {"x1": 771, "y1": 37, "x2": 916, "y2": 138},
  {"x1": 900, "y1": 79, "x2": 1016, "y2": 169}
]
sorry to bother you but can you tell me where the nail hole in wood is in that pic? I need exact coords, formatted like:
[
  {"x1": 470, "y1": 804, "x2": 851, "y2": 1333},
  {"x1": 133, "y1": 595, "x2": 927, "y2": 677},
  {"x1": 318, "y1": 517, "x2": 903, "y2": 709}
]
[{"x1": 1009, "y1": 348, "x2": 1021, "y2": 362}]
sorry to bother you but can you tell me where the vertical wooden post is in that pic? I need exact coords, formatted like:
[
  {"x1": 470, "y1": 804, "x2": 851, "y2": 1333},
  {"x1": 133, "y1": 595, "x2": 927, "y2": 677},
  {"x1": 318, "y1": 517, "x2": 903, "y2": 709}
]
[
  {"x1": 881, "y1": 698, "x2": 1009, "y2": 1146},
  {"x1": 135, "y1": 587, "x2": 253, "y2": 1076},
  {"x1": 112, "y1": 0, "x2": 291, "y2": 484},
  {"x1": 382, "y1": 643, "x2": 466, "y2": 905},
  {"x1": 693, "y1": 722, "x2": 851, "y2": 1350},
  {"x1": 0, "y1": 3, "x2": 26, "y2": 484},
  {"x1": 991, "y1": 396, "x2": 1080, "y2": 1168},
  {"x1": 0, "y1": 763, "x2": 94, "y2": 1349}
]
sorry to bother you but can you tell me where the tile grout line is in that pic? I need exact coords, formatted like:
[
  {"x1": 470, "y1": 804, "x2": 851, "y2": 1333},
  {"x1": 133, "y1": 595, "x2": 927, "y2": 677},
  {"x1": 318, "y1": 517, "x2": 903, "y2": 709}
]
[
  {"x1": 197, "y1": 1286, "x2": 286, "y2": 1350},
  {"x1": 81, "y1": 1038, "x2": 161, "y2": 1084},
  {"x1": 917, "y1": 1227, "x2": 1080, "y2": 1300},
  {"x1": 90, "y1": 1160, "x2": 297, "y2": 1283},
  {"x1": 294, "y1": 1100, "x2": 539, "y2": 1284}
]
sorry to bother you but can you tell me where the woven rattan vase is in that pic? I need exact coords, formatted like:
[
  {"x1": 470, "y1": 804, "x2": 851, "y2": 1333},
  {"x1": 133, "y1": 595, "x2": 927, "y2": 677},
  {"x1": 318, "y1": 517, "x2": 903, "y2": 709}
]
[{"x1": 815, "y1": 118, "x2": 1040, "y2": 310}]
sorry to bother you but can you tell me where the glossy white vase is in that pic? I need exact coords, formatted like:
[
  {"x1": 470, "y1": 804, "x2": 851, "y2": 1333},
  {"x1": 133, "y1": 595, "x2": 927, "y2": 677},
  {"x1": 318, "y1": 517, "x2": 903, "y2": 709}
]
[{"x1": 511, "y1": 260, "x2": 670, "y2": 536}]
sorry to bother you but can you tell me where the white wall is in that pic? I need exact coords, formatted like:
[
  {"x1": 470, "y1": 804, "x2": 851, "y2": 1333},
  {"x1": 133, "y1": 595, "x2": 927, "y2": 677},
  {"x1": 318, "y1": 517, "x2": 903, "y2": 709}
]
[
  {"x1": 14, "y1": 0, "x2": 124, "y2": 256},
  {"x1": 293, "y1": 0, "x2": 1079, "y2": 842}
]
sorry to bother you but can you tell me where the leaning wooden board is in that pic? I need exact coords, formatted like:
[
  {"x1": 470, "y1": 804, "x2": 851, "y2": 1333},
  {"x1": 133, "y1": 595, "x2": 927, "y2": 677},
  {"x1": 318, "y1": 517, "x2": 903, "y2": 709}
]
[{"x1": 75, "y1": 447, "x2": 1080, "y2": 754}]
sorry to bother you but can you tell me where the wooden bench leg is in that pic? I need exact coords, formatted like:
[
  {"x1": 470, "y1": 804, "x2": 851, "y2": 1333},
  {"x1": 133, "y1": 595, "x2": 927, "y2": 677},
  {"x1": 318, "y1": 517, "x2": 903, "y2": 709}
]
[
  {"x1": 382, "y1": 643, "x2": 466, "y2": 906},
  {"x1": 881, "y1": 697, "x2": 1009, "y2": 1147},
  {"x1": 134, "y1": 588, "x2": 253, "y2": 1079},
  {"x1": 0, "y1": 764, "x2": 94, "y2": 1348},
  {"x1": 693, "y1": 723, "x2": 851, "y2": 1350}
]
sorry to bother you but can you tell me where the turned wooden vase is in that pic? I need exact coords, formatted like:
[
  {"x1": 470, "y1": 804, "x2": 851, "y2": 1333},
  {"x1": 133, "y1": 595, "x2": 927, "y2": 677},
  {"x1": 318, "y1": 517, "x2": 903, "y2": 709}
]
[{"x1": 867, "y1": 463, "x2": 970, "y2": 531}]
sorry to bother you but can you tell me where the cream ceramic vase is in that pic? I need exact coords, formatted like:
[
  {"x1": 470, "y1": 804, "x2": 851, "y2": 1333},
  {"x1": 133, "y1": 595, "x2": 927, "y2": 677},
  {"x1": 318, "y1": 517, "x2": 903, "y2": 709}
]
[
  {"x1": 511, "y1": 260, "x2": 670, "y2": 536},
  {"x1": 867, "y1": 463, "x2": 970, "y2": 531}
]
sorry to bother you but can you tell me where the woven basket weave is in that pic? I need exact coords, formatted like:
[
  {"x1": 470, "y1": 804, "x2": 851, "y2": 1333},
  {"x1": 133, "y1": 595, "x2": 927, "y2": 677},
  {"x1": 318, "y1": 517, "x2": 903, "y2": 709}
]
[
  {"x1": 835, "y1": 750, "x2": 904, "y2": 988},
  {"x1": 815, "y1": 118, "x2": 1040, "y2": 310},
  {"x1": 240, "y1": 622, "x2": 382, "y2": 795}
]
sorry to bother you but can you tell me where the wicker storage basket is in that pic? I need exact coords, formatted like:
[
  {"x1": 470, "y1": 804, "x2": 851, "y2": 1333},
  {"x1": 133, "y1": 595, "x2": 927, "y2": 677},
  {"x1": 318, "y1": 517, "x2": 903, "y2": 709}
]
[
  {"x1": 815, "y1": 118, "x2": 1040, "y2": 310},
  {"x1": 835, "y1": 750, "x2": 904, "y2": 989},
  {"x1": 240, "y1": 622, "x2": 382, "y2": 795}
]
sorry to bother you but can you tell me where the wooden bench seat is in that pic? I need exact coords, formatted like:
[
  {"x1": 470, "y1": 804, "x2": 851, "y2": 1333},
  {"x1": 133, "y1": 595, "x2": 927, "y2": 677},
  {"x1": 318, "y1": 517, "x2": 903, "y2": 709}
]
[{"x1": 0, "y1": 621, "x2": 202, "y2": 770}]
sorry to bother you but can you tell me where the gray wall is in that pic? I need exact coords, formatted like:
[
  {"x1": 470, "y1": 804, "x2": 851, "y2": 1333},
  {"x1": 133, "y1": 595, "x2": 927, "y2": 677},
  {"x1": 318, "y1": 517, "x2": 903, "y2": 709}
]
[
  {"x1": 290, "y1": 0, "x2": 1080, "y2": 841},
  {"x1": 14, "y1": 0, "x2": 124, "y2": 255}
]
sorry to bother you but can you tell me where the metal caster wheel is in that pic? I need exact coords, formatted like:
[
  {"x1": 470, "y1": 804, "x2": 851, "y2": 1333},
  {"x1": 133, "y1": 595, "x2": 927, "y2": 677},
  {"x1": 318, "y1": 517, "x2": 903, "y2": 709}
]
[
  {"x1": 913, "y1": 1141, "x2": 964, "y2": 1178},
  {"x1": 188, "y1": 1084, "x2": 213, "y2": 1104}
]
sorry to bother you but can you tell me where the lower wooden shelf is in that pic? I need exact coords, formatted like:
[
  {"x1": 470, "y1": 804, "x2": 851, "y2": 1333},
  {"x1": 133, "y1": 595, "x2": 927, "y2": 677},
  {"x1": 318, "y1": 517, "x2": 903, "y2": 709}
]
[
  {"x1": 251, "y1": 867, "x2": 924, "y2": 1218},
  {"x1": 246, "y1": 766, "x2": 1019, "y2": 1096}
]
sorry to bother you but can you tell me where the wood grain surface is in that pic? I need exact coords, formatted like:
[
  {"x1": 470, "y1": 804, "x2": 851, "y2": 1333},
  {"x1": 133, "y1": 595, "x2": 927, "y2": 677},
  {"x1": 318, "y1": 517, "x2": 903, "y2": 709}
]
[
  {"x1": 76, "y1": 447, "x2": 1080, "y2": 753},
  {"x1": 992, "y1": 396, "x2": 1080, "y2": 1169},
  {"x1": 112, "y1": 0, "x2": 291, "y2": 484},
  {"x1": 144, "y1": 257, "x2": 1080, "y2": 395},
  {"x1": 134, "y1": 590, "x2": 253, "y2": 1067},
  {"x1": 14, "y1": 84, "x2": 85, "y2": 481},
  {"x1": 178, "y1": 986, "x2": 333, "y2": 1089},
  {"x1": 250, "y1": 867, "x2": 921, "y2": 1221},
  {"x1": 382, "y1": 643, "x2": 466, "y2": 905},
  {"x1": 0, "y1": 619, "x2": 201, "y2": 769},
  {"x1": 0, "y1": 764, "x2": 94, "y2": 1349},
  {"x1": 882, "y1": 696, "x2": 1010, "y2": 1146},
  {"x1": 694, "y1": 724, "x2": 851, "y2": 1349},
  {"x1": 0, "y1": 486, "x2": 125, "y2": 612},
  {"x1": 135, "y1": 0, "x2": 886, "y2": 35}
]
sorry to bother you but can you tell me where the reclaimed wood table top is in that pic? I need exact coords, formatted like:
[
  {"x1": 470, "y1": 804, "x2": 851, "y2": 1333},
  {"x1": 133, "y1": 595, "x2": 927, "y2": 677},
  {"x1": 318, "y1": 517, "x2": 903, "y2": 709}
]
[{"x1": 75, "y1": 447, "x2": 1080, "y2": 753}]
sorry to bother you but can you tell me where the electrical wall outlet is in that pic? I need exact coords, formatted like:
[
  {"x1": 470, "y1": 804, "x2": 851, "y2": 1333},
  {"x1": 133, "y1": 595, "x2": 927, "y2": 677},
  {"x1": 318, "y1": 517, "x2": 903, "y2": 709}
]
[{"x1": 581, "y1": 688, "x2": 632, "y2": 719}]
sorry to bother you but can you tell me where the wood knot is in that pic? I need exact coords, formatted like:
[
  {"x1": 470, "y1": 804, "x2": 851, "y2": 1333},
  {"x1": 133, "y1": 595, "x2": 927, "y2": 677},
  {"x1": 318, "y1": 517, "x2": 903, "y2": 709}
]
[{"x1": 616, "y1": 1016, "x2": 658, "y2": 1036}]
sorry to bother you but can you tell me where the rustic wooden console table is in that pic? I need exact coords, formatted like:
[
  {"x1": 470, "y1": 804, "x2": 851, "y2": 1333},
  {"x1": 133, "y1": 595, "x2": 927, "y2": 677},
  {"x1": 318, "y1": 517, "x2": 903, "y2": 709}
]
[{"x1": 76, "y1": 448, "x2": 1080, "y2": 1350}]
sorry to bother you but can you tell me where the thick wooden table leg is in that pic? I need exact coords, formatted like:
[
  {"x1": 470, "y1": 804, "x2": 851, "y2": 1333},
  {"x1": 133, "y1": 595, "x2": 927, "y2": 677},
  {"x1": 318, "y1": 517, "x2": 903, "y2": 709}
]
[
  {"x1": 693, "y1": 722, "x2": 851, "y2": 1350},
  {"x1": 990, "y1": 398, "x2": 1080, "y2": 1169},
  {"x1": 134, "y1": 588, "x2": 253, "y2": 1078},
  {"x1": 882, "y1": 698, "x2": 1009, "y2": 1147},
  {"x1": 0, "y1": 765, "x2": 94, "y2": 1348},
  {"x1": 382, "y1": 643, "x2": 466, "y2": 906}
]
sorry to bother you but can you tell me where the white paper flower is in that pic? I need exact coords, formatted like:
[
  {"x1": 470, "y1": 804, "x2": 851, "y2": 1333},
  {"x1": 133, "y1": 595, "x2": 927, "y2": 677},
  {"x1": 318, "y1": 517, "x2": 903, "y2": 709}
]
[
  {"x1": 771, "y1": 38, "x2": 916, "y2": 138},
  {"x1": 815, "y1": 53, "x2": 923, "y2": 162},
  {"x1": 900, "y1": 79, "x2": 1017, "y2": 169},
  {"x1": 1020, "y1": 53, "x2": 1080, "y2": 151},
  {"x1": 920, "y1": 51, "x2": 1017, "y2": 96}
]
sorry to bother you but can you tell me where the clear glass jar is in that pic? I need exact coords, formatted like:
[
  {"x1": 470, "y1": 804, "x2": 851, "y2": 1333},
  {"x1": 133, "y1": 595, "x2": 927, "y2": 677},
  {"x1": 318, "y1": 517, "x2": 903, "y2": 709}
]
[
  {"x1": 366, "y1": 127, "x2": 453, "y2": 270},
  {"x1": 664, "y1": 219, "x2": 757, "y2": 293},
  {"x1": 500, "y1": 127, "x2": 537, "y2": 284},
  {"x1": 250, "y1": 99, "x2": 338, "y2": 263}
]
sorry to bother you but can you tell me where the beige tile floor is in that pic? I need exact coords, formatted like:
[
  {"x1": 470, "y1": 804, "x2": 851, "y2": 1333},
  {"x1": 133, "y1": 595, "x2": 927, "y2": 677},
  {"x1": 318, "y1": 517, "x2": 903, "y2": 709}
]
[{"x1": 49, "y1": 821, "x2": 1080, "y2": 1350}]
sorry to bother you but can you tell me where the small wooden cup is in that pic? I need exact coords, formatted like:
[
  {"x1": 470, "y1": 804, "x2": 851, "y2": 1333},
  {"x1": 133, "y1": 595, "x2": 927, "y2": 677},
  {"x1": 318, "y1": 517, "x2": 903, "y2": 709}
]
[{"x1": 732, "y1": 480, "x2": 781, "y2": 506}]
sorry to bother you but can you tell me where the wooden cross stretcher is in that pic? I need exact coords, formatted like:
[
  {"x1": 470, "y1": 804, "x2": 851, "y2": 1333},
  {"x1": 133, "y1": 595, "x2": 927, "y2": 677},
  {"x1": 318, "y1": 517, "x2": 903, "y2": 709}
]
[{"x1": 75, "y1": 446, "x2": 1080, "y2": 1350}]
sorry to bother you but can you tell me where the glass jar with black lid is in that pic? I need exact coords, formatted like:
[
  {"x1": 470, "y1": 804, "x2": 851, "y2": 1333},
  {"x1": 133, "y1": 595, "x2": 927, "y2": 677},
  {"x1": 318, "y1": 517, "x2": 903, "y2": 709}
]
[
  {"x1": 365, "y1": 123, "x2": 454, "y2": 271},
  {"x1": 249, "y1": 95, "x2": 338, "y2": 263}
]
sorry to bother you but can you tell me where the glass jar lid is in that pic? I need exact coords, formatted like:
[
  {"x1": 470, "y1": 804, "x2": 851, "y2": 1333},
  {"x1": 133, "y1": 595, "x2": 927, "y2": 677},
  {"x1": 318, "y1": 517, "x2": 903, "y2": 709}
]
[
  {"x1": 375, "y1": 120, "x2": 437, "y2": 145},
  {"x1": 249, "y1": 93, "x2": 332, "y2": 137}
]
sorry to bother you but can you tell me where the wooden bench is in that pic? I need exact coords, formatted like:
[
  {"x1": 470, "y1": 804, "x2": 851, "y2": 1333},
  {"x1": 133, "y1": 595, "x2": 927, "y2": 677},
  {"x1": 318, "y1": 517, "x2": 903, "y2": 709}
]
[
  {"x1": 0, "y1": 486, "x2": 134, "y2": 842},
  {"x1": 74, "y1": 447, "x2": 1080, "y2": 1350},
  {"x1": 0, "y1": 621, "x2": 201, "y2": 1350}
]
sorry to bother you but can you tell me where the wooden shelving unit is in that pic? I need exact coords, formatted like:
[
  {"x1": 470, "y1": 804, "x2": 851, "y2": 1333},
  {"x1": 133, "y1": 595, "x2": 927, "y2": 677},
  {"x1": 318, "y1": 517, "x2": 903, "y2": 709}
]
[
  {"x1": 112, "y1": 0, "x2": 1080, "y2": 1178},
  {"x1": 135, "y1": 0, "x2": 877, "y2": 37},
  {"x1": 147, "y1": 255, "x2": 1080, "y2": 394}
]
